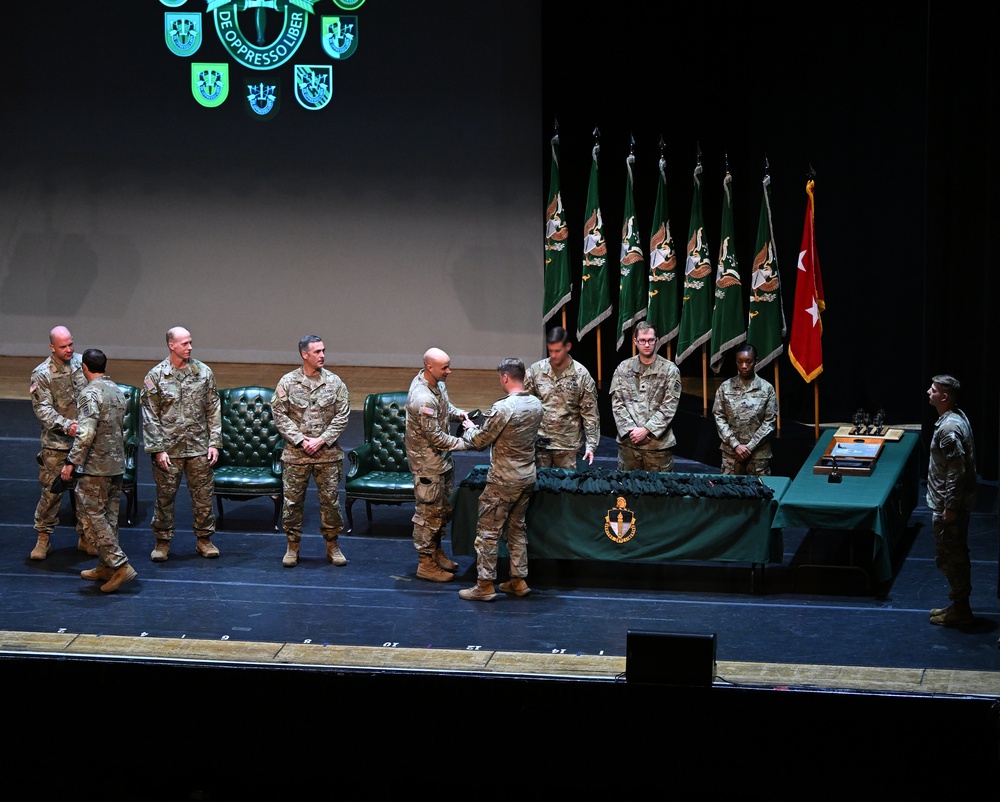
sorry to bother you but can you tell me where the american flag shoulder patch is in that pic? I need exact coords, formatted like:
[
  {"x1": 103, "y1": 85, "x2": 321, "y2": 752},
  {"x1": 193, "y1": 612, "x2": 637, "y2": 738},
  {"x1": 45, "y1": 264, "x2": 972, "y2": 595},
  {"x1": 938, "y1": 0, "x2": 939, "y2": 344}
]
[{"x1": 420, "y1": 406, "x2": 435, "y2": 416}]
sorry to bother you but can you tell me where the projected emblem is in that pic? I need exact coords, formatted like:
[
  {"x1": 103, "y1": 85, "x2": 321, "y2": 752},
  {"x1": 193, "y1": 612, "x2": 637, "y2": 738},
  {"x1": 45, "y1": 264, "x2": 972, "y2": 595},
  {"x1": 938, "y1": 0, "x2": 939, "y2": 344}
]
[
  {"x1": 246, "y1": 79, "x2": 280, "y2": 119},
  {"x1": 191, "y1": 63, "x2": 229, "y2": 107},
  {"x1": 207, "y1": 0, "x2": 317, "y2": 70},
  {"x1": 321, "y1": 16, "x2": 357, "y2": 60},
  {"x1": 604, "y1": 497, "x2": 637, "y2": 544},
  {"x1": 294, "y1": 65, "x2": 332, "y2": 110},
  {"x1": 165, "y1": 13, "x2": 202, "y2": 57},
  {"x1": 332, "y1": 0, "x2": 365, "y2": 9}
]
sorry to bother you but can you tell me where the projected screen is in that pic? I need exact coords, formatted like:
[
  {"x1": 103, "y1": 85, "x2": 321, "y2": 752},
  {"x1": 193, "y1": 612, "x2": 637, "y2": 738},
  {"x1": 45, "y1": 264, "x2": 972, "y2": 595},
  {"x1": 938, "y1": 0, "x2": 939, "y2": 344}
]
[{"x1": 0, "y1": 1, "x2": 541, "y2": 370}]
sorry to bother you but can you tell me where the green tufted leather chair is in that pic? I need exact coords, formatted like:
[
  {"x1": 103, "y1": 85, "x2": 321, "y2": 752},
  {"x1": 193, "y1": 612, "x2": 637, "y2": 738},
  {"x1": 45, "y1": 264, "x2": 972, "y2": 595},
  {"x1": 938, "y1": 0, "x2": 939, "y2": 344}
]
[
  {"x1": 118, "y1": 383, "x2": 141, "y2": 526},
  {"x1": 214, "y1": 386, "x2": 285, "y2": 531},
  {"x1": 344, "y1": 391, "x2": 414, "y2": 533}
]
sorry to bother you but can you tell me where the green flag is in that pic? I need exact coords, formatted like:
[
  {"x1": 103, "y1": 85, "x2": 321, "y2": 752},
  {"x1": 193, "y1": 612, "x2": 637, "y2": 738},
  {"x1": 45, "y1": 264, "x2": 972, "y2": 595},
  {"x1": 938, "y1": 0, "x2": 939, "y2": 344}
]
[
  {"x1": 675, "y1": 163, "x2": 713, "y2": 364},
  {"x1": 543, "y1": 130, "x2": 572, "y2": 325},
  {"x1": 709, "y1": 170, "x2": 746, "y2": 373},
  {"x1": 616, "y1": 151, "x2": 647, "y2": 350},
  {"x1": 646, "y1": 154, "x2": 680, "y2": 350},
  {"x1": 577, "y1": 141, "x2": 612, "y2": 340},
  {"x1": 746, "y1": 172, "x2": 786, "y2": 370}
]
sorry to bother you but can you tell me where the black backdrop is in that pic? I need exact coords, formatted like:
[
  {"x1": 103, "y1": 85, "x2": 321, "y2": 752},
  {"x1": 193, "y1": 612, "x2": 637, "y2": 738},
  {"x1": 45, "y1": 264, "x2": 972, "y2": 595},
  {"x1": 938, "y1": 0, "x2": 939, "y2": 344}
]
[{"x1": 540, "y1": 1, "x2": 999, "y2": 480}]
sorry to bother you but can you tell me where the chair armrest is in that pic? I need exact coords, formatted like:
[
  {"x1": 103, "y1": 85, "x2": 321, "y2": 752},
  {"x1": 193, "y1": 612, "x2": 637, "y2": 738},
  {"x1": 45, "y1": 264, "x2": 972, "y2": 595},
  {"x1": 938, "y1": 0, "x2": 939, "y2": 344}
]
[
  {"x1": 124, "y1": 443, "x2": 137, "y2": 472},
  {"x1": 346, "y1": 442, "x2": 376, "y2": 480},
  {"x1": 271, "y1": 441, "x2": 284, "y2": 476}
]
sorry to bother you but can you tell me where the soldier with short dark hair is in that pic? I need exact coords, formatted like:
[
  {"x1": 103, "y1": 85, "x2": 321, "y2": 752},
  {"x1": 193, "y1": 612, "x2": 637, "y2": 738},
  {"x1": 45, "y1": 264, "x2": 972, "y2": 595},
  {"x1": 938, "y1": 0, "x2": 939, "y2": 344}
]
[
  {"x1": 62, "y1": 349, "x2": 136, "y2": 593},
  {"x1": 271, "y1": 335, "x2": 351, "y2": 568},
  {"x1": 926, "y1": 374, "x2": 978, "y2": 627},
  {"x1": 458, "y1": 358, "x2": 543, "y2": 602},
  {"x1": 712, "y1": 342, "x2": 777, "y2": 475}
]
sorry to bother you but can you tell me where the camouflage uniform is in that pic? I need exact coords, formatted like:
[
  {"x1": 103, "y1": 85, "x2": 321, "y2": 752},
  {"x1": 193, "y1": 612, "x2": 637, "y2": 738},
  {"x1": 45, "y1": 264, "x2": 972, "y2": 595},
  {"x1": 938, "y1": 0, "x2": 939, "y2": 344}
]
[
  {"x1": 609, "y1": 354, "x2": 681, "y2": 472},
  {"x1": 270, "y1": 367, "x2": 350, "y2": 542},
  {"x1": 405, "y1": 370, "x2": 467, "y2": 556},
  {"x1": 524, "y1": 356, "x2": 600, "y2": 468},
  {"x1": 30, "y1": 353, "x2": 87, "y2": 538},
  {"x1": 68, "y1": 376, "x2": 129, "y2": 570},
  {"x1": 927, "y1": 408, "x2": 977, "y2": 605},
  {"x1": 712, "y1": 375, "x2": 777, "y2": 475},
  {"x1": 141, "y1": 357, "x2": 222, "y2": 542},
  {"x1": 462, "y1": 391, "x2": 543, "y2": 582}
]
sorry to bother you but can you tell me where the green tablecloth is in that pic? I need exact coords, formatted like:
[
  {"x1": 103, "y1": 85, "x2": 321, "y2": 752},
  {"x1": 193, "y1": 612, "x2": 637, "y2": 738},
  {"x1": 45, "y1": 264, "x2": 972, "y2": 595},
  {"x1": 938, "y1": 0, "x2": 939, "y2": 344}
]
[
  {"x1": 771, "y1": 430, "x2": 921, "y2": 582},
  {"x1": 450, "y1": 469, "x2": 788, "y2": 564}
]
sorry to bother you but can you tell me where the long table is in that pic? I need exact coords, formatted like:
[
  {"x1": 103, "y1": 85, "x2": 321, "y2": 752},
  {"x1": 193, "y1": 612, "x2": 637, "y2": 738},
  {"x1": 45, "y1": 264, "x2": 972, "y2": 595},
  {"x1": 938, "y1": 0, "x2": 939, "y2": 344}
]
[
  {"x1": 770, "y1": 429, "x2": 921, "y2": 583},
  {"x1": 450, "y1": 469, "x2": 789, "y2": 566}
]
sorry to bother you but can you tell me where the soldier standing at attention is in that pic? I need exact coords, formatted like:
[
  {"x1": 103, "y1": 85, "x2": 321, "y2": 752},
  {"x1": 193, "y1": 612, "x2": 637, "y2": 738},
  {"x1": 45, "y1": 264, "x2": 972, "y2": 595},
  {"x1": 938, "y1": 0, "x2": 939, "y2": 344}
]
[
  {"x1": 29, "y1": 325, "x2": 92, "y2": 560},
  {"x1": 405, "y1": 347, "x2": 469, "y2": 582},
  {"x1": 458, "y1": 358, "x2": 543, "y2": 602},
  {"x1": 61, "y1": 349, "x2": 136, "y2": 593},
  {"x1": 609, "y1": 320, "x2": 682, "y2": 472},
  {"x1": 926, "y1": 374, "x2": 978, "y2": 627},
  {"x1": 524, "y1": 326, "x2": 599, "y2": 469},
  {"x1": 712, "y1": 342, "x2": 777, "y2": 475},
  {"x1": 270, "y1": 335, "x2": 351, "y2": 567},
  {"x1": 140, "y1": 326, "x2": 222, "y2": 561}
]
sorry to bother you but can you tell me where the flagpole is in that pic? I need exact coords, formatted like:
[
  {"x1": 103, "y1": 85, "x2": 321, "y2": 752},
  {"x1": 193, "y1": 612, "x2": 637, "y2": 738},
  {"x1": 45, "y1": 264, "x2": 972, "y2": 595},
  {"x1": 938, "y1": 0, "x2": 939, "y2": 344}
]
[
  {"x1": 774, "y1": 362, "x2": 781, "y2": 431},
  {"x1": 701, "y1": 344, "x2": 708, "y2": 413},
  {"x1": 813, "y1": 381, "x2": 820, "y2": 439}
]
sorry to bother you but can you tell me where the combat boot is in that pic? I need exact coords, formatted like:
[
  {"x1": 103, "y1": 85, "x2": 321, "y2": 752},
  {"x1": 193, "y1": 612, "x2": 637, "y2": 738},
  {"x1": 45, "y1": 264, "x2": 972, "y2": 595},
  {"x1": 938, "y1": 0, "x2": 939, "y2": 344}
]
[
  {"x1": 930, "y1": 599, "x2": 974, "y2": 627},
  {"x1": 77, "y1": 535, "x2": 97, "y2": 556},
  {"x1": 433, "y1": 545, "x2": 458, "y2": 572},
  {"x1": 29, "y1": 533, "x2": 51, "y2": 561},
  {"x1": 326, "y1": 538, "x2": 348, "y2": 566},
  {"x1": 100, "y1": 563, "x2": 137, "y2": 593},
  {"x1": 196, "y1": 537, "x2": 220, "y2": 558},
  {"x1": 150, "y1": 539, "x2": 171, "y2": 562},
  {"x1": 416, "y1": 553, "x2": 454, "y2": 582},
  {"x1": 459, "y1": 579, "x2": 498, "y2": 602},
  {"x1": 499, "y1": 577, "x2": 532, "y2": 597},
  {"x1": 81, "y1": 565, "x2": 114, "y2": 581},
  {"x1": 282, "y1": 541, "x2": 300, "y2": 567}
]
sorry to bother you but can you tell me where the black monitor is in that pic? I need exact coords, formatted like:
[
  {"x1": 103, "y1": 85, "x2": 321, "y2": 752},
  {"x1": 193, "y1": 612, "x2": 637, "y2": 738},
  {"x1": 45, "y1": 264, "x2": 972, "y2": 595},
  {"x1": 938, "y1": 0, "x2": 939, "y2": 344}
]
[{"x1": 626, "y1": 630, "x2": 717, "y2": 686}]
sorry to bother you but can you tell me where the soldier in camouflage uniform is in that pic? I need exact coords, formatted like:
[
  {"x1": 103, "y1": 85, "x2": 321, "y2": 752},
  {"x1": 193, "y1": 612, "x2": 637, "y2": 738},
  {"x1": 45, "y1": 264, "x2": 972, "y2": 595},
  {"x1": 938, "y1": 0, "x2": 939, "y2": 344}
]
[
  {"x1": 405, "y1": 347, "x2": 469, "y2": 582},
  {"x1": 925, "y1": 374, "x2": 978, "y2": 627},
  {"x1": 524, "y1": 326, "x2": 599, "y2": 469},
  {"x1": 712, "y1": 343, "x2": 777, "y2": 475},
  {"x1": 61, "y1": 349, "x2": 136, "y2": 593},
  {"x1": 271, "y1": 335, "x2": 351, "y2": 567},
  {"x1": 609, "y1": 321, "x2": 682, "y2": 472},
  {"x1": 141, "y1": 326, "x2": 222, "y2": 562},
  {"x1": 29, "y1": 325, "x2": 92, "y2": 560},
  {"x1": 458, "y1": 358, "x2": 543, "y2": 602}
]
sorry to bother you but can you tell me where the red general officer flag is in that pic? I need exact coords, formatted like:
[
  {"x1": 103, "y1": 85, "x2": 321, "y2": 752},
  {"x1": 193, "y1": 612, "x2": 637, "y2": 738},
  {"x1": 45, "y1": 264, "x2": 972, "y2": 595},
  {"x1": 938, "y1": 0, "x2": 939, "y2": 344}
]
[{"x1": 788, "y1": 178, "x2": 825, "y2": 383}]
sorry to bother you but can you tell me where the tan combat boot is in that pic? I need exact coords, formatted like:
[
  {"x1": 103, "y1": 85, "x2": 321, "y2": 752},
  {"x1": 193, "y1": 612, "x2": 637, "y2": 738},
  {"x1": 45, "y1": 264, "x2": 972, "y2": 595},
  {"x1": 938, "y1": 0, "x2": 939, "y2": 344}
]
[
  {"x1": 81, "y1": 565, "x2": 115, "y2": 581},
  {"x1": 498, "y1": 577, "x2": 531, "y2": 597},
  {"x1": 282, "y1": 541, "x2": 300, "y2": 567},
  {"x1": 30, "y1": 533, "x2": 51, "y2": 561},
  {"x1": 459, "y1": 579, "x2": 498, "y2": 602},
  {"x1": 930, "y1": 599, "x2": 974, "y2": 627},
  {"x1": 416, "y1": 553, "x2": 454, "y2": 582},
  {"x1": 196, "y1": 537, "x2": 220, "y2": 558},
  {"x1": 150, "y1": 539, "x2": 171, "y2": 562},
  {"x1": 77, "y1": 535, "x2": 97, "y2": 556},
  {"x1": 326, "y1": 538, "x2": 348, "y2": 566},
  {"x1": 100, "y1": 563, "x2": 137, "y2": 593},
  {"x1": 433, "y1": 545, "x2": 458, "y2": 572}
]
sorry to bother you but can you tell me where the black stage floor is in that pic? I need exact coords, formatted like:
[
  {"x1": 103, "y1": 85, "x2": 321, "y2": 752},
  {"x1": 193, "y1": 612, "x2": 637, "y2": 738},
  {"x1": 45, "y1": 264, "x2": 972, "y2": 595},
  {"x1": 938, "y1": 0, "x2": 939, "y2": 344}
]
[{"x1": 1, "y1": 399, "x2": 999, "y2": 799}]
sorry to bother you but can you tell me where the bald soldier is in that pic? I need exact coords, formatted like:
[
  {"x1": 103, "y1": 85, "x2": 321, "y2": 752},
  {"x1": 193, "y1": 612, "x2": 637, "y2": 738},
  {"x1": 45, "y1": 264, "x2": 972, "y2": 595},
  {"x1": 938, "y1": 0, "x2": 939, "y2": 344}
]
[
  {"x1": 405, "y1": 347, "x2": 470, "y2": 582},
  {"x1": 29, "y1": 325, "x2": 91, "y2": 560},
  {"x1": 140, "y1": 326, "x2": 223, "y2": 562}
]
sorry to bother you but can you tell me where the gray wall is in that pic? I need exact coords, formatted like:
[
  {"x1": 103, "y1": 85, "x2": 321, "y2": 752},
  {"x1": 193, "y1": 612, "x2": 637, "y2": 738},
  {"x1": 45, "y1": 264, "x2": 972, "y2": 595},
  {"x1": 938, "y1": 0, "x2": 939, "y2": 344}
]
[{"x1": 0, "y1": 2, "x2": 542, "y2": 370}]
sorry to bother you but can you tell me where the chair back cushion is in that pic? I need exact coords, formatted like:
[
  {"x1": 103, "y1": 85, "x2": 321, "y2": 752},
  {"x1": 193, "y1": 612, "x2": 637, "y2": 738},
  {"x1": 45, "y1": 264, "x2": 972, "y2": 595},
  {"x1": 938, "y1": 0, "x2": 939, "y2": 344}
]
[
  {"x1": 365, "y1": 391, "x2": 410, "y2": 473},
  {"x1": 218, "y1": 386, "x2": 284, "y2": 469}
]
